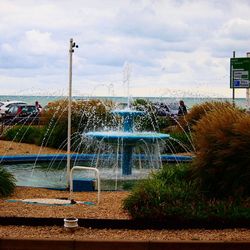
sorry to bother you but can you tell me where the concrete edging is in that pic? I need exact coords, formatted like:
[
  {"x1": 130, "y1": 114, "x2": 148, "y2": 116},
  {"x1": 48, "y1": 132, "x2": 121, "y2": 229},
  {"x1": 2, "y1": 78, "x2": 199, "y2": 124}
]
[
  {"x1": 0, "y1": 153, "x2": 192, "y2": 164},
  {"x1": 0, "y1": 217, "x2": 249, "y2": 230}
]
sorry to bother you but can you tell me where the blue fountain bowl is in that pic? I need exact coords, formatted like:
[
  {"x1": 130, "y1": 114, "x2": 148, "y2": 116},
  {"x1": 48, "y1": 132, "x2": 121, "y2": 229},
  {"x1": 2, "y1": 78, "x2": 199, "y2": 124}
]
[
  {"x1": 85, "y1": 131, "x2": 170, "y2": 144},
  {"x1": 112, "y1": 109, "x2": 145, "y2": 117}
]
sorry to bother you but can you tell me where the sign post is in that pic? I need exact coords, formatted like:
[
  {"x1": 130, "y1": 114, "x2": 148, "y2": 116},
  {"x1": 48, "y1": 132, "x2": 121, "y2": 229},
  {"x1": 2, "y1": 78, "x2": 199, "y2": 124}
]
[
  {"x1": 232, "y1": 51, "x2": 235, "y2": 105},
  {"x1": 230, "y1": 57, "x2": 250, "y2": 89},
  {"x1": 230, "y1": 56, "x2": 250, "y2": 110},
  {"x1": 246, "y1": 53, "x2": 250, "y2": 109}
]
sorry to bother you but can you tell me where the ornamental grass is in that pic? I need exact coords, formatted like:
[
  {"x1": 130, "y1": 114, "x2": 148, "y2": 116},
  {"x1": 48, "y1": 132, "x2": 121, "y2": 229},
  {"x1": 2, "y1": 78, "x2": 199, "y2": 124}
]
[
  {"x1": 192, "y1": 106, "x2": 250, "y2": 199},
  {"x1": 0, "y1": 167, "x2": 16, "y2": 197}
]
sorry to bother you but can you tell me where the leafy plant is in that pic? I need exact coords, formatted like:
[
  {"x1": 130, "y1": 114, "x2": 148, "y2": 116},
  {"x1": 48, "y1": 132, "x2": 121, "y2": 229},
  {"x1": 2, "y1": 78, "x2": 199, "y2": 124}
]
[
  {"x1": 39, "y1": 99, "x2": 115, "y2": 150},
  {"x1": 2, "y1": 125, "x2": 42, "y2": 145},
  {"x1": 132, "y1": 99, "x2": 173, "y2": 131},
  {"x1": 166, "y1": 131, "x2": 194, "y2": 153},
  {"x1": 0, "y1": 167, "x2": 16, "y2": 197},
  {"x1": 123, "y1": 163, "x2": 250, "y2": 221},
  {"x1": 123, "y1": 164, "x2": 199, "y2": 220}
]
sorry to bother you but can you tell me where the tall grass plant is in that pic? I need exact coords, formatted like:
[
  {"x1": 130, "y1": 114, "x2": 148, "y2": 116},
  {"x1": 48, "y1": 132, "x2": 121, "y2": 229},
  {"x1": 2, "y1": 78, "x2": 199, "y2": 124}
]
[
  {"x1": 192, "y1": 106, "x2": 250, "y2": 198},
  {"x1": 0, "y1": 167, "x2": 16, "y2": 197}
]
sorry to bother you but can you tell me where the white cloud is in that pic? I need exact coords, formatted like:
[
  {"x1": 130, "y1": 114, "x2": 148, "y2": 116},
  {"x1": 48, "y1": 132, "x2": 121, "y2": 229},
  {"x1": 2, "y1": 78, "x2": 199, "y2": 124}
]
[
  {"x1": 1, "y1": 43, "x2": 14, "y2": 53},
  {"x1": 220, "y1": 18, "x2": 250, "y2": 40},
  {"x1": 18, "y1": 30, "x2": 62, "y2": 56},
  {"x1": 0, "y1": 0, "x2": 250, "y2": 98}
]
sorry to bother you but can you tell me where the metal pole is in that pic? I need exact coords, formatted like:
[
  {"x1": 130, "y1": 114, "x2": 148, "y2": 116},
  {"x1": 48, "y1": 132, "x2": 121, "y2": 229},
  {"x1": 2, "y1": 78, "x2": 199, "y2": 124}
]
[
  {"x1": 66, "y1": 38, "x2": 74, "y2": 188},
  {"x1": 232, "y1": 51, "x2": 235, "y2": 106}
]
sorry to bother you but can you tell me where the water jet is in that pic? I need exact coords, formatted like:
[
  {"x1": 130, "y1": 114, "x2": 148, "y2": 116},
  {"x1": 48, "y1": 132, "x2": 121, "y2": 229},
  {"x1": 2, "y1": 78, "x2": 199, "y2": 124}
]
[{"x1": 85, "y1": 108, "x2": 170, "y2": 176}]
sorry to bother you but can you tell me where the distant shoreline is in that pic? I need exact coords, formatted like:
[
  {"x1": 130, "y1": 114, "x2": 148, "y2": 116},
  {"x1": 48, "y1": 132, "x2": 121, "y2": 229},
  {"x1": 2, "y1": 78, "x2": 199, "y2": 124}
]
[{"x1": 0, "y1": 95, "x2": 247, "y2": 108}]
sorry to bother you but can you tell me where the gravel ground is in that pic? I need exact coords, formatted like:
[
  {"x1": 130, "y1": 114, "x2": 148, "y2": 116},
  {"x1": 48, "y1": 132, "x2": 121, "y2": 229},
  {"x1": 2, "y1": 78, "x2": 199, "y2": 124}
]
[
  {"x1": 0, "y1": 141, "x2": 249, "y2": 241},
  {"x1": 0, "y1": 187, "x2": 249, "y2": 241},
  {"x1": 0, "y1": 226, "x2": 249, "y2": 241},
  {"x1": 0, "y1": 187, "x2": 130, "y2": 219},
  {"x1": 0, "y1": 140, "x2": 66, "y2": 156}
]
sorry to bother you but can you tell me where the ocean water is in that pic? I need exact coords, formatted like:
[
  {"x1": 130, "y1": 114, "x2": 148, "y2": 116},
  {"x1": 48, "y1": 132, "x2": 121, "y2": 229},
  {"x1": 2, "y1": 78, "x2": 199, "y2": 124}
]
[{"x1": 0, "y1": 95, "x2": 248, "y2": 109}]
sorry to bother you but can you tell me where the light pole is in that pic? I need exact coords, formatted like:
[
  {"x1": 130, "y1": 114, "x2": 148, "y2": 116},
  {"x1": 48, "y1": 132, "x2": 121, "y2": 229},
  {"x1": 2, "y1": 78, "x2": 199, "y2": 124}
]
[{"x1": 66, "y1": 38, "x2": 78, "y2": 188}]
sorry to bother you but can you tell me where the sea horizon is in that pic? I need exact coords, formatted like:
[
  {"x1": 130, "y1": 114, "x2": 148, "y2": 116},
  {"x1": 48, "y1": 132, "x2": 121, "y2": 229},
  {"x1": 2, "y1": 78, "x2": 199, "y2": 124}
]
[{"x1": 0, "y1": 94, "x2": 248, "y2": 109}]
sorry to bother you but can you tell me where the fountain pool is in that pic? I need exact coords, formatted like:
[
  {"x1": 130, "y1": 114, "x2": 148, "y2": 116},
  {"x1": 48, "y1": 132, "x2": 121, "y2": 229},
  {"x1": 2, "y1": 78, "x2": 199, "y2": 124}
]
[
  {"x1": 2, "y1": 156, "x2": 192, "y2": 190},
  {"x1": 0, "y1": 105, "x2": 193, "y2": 190}
]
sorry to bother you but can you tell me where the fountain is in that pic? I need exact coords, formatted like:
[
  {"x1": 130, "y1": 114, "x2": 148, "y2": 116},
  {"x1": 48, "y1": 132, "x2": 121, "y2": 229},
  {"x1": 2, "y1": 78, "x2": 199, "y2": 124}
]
[
  {"x1": 85, "y1": 108, "x2": 170, "y2": 176},
  {"x1": 85, "y1": 62, "x2": 170, "y2": 176},
  {"x1": 0, "y1": 98, "x2": 192, "y2": 190},
  {"x1": 0, "y1": 61, "x2": 192, "y2": 189}
]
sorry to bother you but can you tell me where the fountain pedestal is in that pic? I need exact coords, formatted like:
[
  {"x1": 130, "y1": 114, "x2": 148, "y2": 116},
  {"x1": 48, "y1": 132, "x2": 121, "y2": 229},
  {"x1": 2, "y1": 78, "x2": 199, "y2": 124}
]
[
  {"x1": 122, "y1": 144, "x2": 133, "y2": 175},
  {"x1": 85, "y1": 109, "x2": 170, "y2": 176}
]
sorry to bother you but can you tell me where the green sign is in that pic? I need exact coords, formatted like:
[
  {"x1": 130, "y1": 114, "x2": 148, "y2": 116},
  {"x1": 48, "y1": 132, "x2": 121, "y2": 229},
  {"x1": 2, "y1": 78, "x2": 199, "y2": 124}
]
[{"x1": 230, "y1": 57, "x2": 250, "y2": 88}]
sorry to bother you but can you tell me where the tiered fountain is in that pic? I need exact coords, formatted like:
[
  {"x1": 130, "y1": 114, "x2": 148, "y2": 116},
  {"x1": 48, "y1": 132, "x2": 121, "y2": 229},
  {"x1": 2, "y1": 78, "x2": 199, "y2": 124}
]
[
  {"x1": 85, "y1": 62, "x2": 170, "y2": 176},
  {"x1": 85, "y1": 108, "x2": 170, "y2": 176}
]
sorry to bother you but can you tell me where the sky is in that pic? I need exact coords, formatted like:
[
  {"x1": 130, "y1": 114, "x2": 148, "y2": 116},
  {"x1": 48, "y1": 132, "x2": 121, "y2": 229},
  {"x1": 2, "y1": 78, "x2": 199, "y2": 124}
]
[{"x1": 1, "y1": 0, "x2": 250, "y2": 98}]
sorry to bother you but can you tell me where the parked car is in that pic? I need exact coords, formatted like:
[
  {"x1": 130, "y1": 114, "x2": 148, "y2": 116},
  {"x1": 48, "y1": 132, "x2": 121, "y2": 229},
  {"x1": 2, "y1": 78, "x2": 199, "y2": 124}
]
[
  {"x1": 0, "y1": 100, "x2": 27, "y2": 116},
  {"x1": 0, "y1": 104, "x2": 40, "y2": 125}
]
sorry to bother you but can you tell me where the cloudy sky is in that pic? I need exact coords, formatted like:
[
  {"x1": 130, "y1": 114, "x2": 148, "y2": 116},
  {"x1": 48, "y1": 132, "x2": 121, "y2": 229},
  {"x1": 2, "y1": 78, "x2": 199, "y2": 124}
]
[{"x1": 1, "y1": 0, "x2": 250, "y2": 98}]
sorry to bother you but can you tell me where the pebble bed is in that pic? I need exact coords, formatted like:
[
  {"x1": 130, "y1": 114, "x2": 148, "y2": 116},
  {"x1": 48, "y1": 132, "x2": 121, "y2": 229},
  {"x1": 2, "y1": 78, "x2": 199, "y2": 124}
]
[
  {"x1": 0, "y1": 226, "x2": 250, "y2": 241},
  {"x1": 0, "y1": 187, "x2": 250, "y2": 241}
]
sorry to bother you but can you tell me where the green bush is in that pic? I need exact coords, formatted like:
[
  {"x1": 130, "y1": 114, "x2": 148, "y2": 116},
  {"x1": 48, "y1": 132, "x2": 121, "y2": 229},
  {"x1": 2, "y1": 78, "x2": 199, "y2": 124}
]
[
  {"x1": 42, "y1": 99, "x2": 115, "y2": 129},
  {"x1": 2, "y1": 125, "x2": 42, "y2": 145},
  {"x1": 2, "y1": 99, "x2": 116, "y2": 150},
  {"x1": 123, "y1": 163, "x2": 250, "y2": 221},
  {"x1": 167, "y1": 131, "x2": 194, "y2": 153},
  {"x1": 0, "y1": 167, "x2": 16, "y2": 197},
  {"x1": 123, "y1": 164, "x2": 200, "y2": 220},
  {"x1": 41, "y1": 122, "x2": 68, "y2": 149},
  {"x1": 192, "y1": 106, "x2": 250, "y2": 199},
  {"x1": 132, "y1": 99, "x2": 173, "y2": 132}
]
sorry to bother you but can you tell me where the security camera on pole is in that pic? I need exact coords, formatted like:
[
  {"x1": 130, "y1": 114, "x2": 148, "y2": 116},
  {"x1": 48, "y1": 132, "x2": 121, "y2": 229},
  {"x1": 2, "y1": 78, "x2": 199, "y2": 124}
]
[{"x1": 67, "y1": 38, "x2": 78, "y2": 188}]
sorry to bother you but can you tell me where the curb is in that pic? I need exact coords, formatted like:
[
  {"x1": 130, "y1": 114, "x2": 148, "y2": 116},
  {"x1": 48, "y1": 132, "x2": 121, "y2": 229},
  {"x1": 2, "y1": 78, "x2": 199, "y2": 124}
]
[
  {"x1": 0, "y1": 153, "x2": 192, "y2": 164},
  {"x1": 0, "y1": 217, "x2": 249, "y2": 229}
]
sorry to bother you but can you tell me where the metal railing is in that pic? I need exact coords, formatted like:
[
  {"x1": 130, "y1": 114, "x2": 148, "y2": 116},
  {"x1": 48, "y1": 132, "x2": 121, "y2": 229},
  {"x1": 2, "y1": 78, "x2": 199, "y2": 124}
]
[{"x1": 69, "y1": 166, "x2": 100, "y2": 204}]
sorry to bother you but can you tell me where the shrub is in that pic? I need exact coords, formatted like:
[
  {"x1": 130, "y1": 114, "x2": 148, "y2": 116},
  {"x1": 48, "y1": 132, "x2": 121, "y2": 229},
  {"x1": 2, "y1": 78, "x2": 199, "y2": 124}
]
[
  {"x1": 123, "y1": 164, "x2": 199, "y2": 220},
  {"x1": 166, "y1": 131, "x2": 194, "y2": 153},
  {"x1": 169, "y1": 101, "x2": 243, "y2": 154},
  {"x1": 41, "y1": 122, "x2": 68, "y2": 149},
  {"x1": 2, "y1": 125, "x2": 42, "y2": 145},
  {"x1": 123, "y1": 163, "x2": 250, "y2": 221},
  {"x1": 192, "y1": 106, "x2": 250, "y2": 198},
  {"x1": 40, "y1": 99, "x2": 115, "y2": 150},
  {"x1": 0, "y1": 167, "x2": 16, "y2": 197},
  {"x1": 177, "y1": 101, "x2": 240, "y2": 132},
  {"x1": 132, "y1": 99, "x2": 173, "y2": 131},
  {"x1": 2, "y1": 99, "x2": 116, "y2": 150}
]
